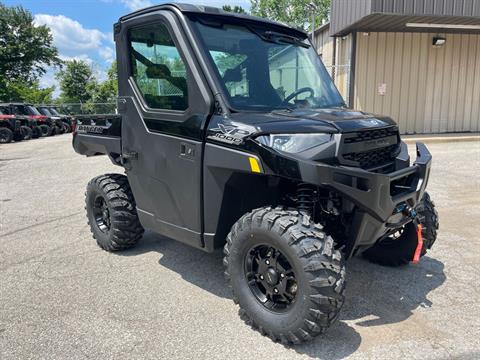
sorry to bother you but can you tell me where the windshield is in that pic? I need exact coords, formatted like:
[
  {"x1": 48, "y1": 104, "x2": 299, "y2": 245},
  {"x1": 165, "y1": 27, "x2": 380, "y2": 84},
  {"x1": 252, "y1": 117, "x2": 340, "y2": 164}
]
[
  {"x1": 192, "y1": 18, "x2": 345, "y2": 112},
  {"x1": 27, "y1": 106, "x2": 41, "y2": 116},
  {"x1": 39, "y1": 107, "x2": 52, "y2": 116},
  {"x1": 49, "y1": 108, "x2": 60, "y2": 116}
]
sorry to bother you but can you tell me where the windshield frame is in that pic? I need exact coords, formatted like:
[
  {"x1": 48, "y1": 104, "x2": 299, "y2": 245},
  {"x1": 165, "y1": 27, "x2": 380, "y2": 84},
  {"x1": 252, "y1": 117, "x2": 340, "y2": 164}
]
[{"x1": 188, "y1": 14, "x2": 346, "y2": 113}]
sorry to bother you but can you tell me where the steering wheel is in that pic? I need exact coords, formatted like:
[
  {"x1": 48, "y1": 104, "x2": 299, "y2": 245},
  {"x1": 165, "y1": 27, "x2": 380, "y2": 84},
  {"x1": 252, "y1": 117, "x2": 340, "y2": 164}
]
[{"x1": 283, "y1": 87, "x2": 315, "y2": 104}]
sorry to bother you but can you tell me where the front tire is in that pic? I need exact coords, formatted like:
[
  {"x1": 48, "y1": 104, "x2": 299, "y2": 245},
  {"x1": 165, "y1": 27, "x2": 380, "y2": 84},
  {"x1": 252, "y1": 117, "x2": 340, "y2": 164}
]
[
  {"x1": 21, "y1": 126, "x2": 33, "y2": 140},
  {"x1": 224, "y1": 207, "x2": 346, "y2": 344},
  {"x1": 363, "y1": 192, "x2": 439, "y2": 266},
  {"x1": 39, "y1": 125, "x2": 50, "y2": 136},
  {"x1": 85, "y1": 174, "x2": 144, "y2": 251}
]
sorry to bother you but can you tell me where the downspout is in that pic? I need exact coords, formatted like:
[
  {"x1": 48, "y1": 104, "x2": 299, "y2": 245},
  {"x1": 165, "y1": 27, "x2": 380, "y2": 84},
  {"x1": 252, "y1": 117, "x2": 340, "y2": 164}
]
[
  {"x1": 348, "y1": 31, "x2": 357, "y2": 108},
  {"x1": 332, "y1": 35, "x2": 337, "y2": 82}
]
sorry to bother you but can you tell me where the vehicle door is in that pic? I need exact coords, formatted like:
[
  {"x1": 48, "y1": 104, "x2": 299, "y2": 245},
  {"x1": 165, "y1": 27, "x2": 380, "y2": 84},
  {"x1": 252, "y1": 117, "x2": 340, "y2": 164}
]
[{"x1": 116, "y1": 11, "x2": 213, "y2": 248}]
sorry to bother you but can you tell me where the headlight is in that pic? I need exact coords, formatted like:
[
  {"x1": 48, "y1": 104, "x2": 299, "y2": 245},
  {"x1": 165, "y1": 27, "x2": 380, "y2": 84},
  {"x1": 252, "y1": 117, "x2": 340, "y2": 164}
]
[{"x1": 255, "y1": 133, "x2": 332, "y2": 153}]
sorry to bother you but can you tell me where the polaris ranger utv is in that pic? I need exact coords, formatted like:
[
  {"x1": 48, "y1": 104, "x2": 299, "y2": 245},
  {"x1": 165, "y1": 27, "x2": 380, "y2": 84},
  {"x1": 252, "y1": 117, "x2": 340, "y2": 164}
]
[{"x1": 73, "y1": 4, "x2": 439, "y2": 344}]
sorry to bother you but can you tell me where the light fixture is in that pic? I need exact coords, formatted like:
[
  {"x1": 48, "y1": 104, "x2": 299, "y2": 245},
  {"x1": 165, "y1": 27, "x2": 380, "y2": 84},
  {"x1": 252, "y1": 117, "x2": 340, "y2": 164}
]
[
  {"x1": 406, "y1": 23, "x2": 480, "y2": 30},
  {"x1": 433, "y1": 36, "x2": 446, "y2": 47}
]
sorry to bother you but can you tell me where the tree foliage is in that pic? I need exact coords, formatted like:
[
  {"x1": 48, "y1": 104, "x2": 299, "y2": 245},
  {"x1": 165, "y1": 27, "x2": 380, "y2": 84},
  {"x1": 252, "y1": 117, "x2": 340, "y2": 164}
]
[
  {"x1": 222, "y1": 5, "x2": 247, "y2": 13},
  {"x1": 56, "y1": 60, "x2": 95, "y2": 103},
  {"x1": 250, "y1": 0, "x2": 331, "y2": 32},
  {"x1": 0, "y1": 2, "x2": 61, "y2": 101},
  {"x1": 8, "y1": 81, "x2": 55, "y2": 104},
  {"x1": 91, "y1": 61, "x2": 118, "y2": 103}
]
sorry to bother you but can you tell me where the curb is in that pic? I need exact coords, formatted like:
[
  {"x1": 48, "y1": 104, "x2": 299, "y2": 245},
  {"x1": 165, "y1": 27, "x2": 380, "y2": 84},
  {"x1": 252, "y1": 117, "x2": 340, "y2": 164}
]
[{"x1": 403, "y1": 135, "x2": 480, "y2": 144}]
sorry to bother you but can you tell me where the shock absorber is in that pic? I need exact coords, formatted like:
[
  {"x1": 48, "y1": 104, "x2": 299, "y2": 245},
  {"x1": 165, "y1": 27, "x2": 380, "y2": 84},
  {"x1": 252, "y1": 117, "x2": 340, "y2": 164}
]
[{"x1": 296, "y1": 183, "x2": 316, "y2": 214}]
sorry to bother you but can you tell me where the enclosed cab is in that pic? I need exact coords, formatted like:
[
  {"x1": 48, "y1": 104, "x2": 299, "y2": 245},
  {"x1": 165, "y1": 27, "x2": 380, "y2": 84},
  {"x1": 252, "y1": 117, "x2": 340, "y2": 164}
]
[{"x1": 73, "y1": 4, "x2": 439, "y2": 344}]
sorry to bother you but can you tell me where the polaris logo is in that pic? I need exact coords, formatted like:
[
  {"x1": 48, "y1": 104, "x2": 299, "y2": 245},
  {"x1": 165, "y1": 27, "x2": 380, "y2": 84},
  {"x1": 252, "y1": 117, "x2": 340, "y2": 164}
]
[
  {"x1": 366, "y1": 139, "x2": 389, "y2": 146},
  {"x1": 77, "y1": 125, "x2": 105, "y2": 134},
  {"x1": 359, "y1": 119, "x2": 386, "y2": 127}
]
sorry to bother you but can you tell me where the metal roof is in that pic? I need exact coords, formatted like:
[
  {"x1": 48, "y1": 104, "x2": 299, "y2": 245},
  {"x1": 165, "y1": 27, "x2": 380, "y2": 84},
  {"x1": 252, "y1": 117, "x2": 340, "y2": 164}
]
[{"x1": 330, "y1": 0, "x2": 480, "y2": 36}]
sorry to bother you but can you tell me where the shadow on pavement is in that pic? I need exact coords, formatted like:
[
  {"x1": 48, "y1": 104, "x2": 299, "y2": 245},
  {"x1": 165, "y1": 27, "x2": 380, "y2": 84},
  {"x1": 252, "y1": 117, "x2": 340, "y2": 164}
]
[{"x1": 121, "y1": 231, "x2": 446, "y2": 359}]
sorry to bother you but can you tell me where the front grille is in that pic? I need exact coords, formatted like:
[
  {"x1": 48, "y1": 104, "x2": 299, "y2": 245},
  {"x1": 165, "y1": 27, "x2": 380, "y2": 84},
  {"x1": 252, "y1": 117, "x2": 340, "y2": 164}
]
[
  {"x1": 343, "y1": 144, "x2": 400, "y2": 170},
  {"x1": 341, "y1": 127, "x2": 400, "y2": 171},
  {"x1": 343, "y1": 127, "x2": 399, "y2": 144}
]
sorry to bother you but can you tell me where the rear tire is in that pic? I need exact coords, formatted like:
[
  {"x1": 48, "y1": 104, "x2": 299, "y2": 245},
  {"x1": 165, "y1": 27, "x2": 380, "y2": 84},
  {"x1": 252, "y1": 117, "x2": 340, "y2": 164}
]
[
  {"x1": 224, "y1": 207, "x2": 346, "y2": 344},
  {"x1": 85, "y1": 173, "x2": 144, "y2": 251},
  {"x1": 363, "y1": 192, "x2": 439, "y2": 266},
  {"x1": 53, "y1": 125, "x2": 62, "y2": 135},
  {"x1": 0, "y1": 128, "x2": 13, "y2": 143},
  {"x1": 32, "y1": 126, "x2": 42, "y2": 139},
  {"x1": 63, "y1": 123, "x2": 71, "y2": 133}
]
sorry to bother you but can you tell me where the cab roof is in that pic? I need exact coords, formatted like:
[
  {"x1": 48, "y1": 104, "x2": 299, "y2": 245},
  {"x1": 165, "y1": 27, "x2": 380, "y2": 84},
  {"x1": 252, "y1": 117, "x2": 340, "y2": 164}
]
[{"x1": 117, "y1": 2, "x2": 306, "y2": 38}]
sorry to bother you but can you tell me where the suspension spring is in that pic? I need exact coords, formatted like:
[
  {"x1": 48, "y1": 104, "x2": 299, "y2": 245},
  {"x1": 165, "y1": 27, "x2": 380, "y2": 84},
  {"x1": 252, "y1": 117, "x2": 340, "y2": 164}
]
[{"x1": 296, "y1": 183, "x2": 316, "y2": 214}]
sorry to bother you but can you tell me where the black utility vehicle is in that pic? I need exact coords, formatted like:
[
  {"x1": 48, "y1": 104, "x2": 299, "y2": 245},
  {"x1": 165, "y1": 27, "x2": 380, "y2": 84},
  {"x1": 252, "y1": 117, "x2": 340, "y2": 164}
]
[
  {"x1": 74, "y1": 4, "x2": 439, "y2": 344},
  {"x1": 37, "y1": 106, "x2": 72, "y2": 133}
]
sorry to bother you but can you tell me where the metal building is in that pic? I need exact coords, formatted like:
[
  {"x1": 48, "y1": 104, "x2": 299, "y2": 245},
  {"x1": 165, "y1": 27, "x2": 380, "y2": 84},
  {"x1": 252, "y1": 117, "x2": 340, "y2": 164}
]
[{"x1": 315, "y1": 0, "x2": 480, "y2": 133}]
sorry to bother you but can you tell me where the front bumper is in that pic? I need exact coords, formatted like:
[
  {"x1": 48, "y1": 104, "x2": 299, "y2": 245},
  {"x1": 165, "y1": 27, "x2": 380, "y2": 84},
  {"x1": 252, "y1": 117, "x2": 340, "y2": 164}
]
[{"x1": 297, "y1": 141, "x2": 432, "y2": 257}]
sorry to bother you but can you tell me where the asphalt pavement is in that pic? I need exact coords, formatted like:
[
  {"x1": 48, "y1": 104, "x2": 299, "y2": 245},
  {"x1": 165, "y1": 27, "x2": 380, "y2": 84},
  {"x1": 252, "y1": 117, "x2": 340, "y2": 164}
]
[{"x1": 1, "y1": 134, "x2": 479, "y2": 359}]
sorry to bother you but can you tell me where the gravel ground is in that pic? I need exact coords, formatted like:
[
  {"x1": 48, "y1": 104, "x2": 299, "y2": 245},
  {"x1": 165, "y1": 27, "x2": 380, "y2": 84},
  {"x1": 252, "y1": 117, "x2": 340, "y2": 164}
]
[{"x1": 1, "y1": 135, "x2": 479, "y2": 359}]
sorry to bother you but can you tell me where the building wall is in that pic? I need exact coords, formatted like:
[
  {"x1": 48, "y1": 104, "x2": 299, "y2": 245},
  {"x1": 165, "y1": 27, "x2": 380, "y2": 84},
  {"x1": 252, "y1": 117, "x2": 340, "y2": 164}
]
[
  {"x1": 371, "y1": 0, "x2": 480, "y2": 17},
  {"x1": 314, "y1": 27, "x2": 334, "y2": 69},
  {"x1": 354, "y1": 32, "x2": 480, "y2": 133},
  {"x1": 314, "y1": 30, "x2": 353, "y2": 103}
]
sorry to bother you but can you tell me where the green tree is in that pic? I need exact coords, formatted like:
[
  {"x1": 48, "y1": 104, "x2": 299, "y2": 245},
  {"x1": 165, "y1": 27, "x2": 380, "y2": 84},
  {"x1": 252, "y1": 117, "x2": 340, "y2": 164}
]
[
  {"x1": 91, "y1": 61, "x2": 118, "y2": 103},
  {"x1": 250, "y1": 0, "x2": 330, "y2": 32},
  {"x1": 56, "y1": 60, "x2": 96, "y2": 103},
  {"x1": 222, "y1": 5, "x2": 247, "y2": 13},
  {"x1": 0, "y1": 2, "x2": 61, "y2": 100},
  {"x1": 8, "y1": 81, "x2": 55, "y2": 104}
]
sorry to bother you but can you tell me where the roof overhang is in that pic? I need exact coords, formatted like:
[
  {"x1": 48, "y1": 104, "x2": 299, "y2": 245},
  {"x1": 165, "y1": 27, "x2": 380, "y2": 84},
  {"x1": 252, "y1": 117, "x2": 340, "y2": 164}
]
[{"x1": 335, "y1": 13, "x2": 480, "y2": 36}]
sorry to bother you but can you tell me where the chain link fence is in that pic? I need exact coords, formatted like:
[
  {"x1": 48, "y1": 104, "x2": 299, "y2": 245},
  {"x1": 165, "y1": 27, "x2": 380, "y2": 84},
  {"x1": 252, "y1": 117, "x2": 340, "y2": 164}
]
[
  {"x1": 325, "y1": 64, "x2": 351, "y2": 106},
  {"x1": 39, "y1": 103, "x2": 117, "y2": 115}
]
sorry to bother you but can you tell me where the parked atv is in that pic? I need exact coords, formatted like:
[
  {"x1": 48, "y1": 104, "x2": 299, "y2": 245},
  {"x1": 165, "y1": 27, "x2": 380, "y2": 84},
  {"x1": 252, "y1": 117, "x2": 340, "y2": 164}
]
[
  {"x1": 1, "y1": 103, "x2": 55, "y2": 136},
  {"x1": 47, "y1": 106, "x2": 74, "y2": 133},
  {"x1": 0, "y1": 111, "x2": 21, "y2": 143},
  {"x1": 73, "y1": 4, "x2": 439, "y2": 345},
  {"x1": 37, "y1": 106, "x2": 72, "y2": 133}
]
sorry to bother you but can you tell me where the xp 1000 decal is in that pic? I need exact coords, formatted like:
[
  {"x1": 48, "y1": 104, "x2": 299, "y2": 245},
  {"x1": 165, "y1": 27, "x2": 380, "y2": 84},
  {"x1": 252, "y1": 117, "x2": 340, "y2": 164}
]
[{"x1": 207, "y1": 123, "x2": 253, "y2": 145}]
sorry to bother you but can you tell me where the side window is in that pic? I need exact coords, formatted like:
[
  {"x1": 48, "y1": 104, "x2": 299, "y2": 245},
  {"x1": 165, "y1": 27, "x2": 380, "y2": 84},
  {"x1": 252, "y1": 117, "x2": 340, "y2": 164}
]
[{"x1": 129, "y1": 23, "x2": 188, "y2": 111}]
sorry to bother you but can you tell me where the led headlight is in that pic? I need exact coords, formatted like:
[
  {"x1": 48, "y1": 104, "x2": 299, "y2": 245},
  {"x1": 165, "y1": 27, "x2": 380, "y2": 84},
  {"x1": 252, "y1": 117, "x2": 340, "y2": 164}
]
[{"x1": 255, "y1": 133, "x2": 332, "y2": 153}]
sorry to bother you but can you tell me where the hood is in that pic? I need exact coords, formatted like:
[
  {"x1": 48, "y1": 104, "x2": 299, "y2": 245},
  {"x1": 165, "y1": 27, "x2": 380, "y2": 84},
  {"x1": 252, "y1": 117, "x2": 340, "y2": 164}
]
[{"x1": 208, "y1": 108, "x2": 397, "y2": 136}]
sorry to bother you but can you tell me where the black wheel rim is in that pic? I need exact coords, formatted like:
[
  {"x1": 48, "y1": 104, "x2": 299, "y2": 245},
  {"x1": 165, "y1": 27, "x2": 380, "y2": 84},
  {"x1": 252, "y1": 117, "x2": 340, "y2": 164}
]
[
  {"x1": 244, "y1": 244, "x2": 297, "y2": 312},
  {"x1": 93, "y1": 195, "x2": 111, "y2": 233}
]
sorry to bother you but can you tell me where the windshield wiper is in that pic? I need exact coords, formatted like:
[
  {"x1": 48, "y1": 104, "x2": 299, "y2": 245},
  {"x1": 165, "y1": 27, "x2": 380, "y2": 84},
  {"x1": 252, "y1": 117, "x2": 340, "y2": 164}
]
[
  {"x1": 246, "y1": 26, "x2": 310, "y2": 49},
  {"x1": 262, "y1": 31, "x2": 310, "y2": 48}
]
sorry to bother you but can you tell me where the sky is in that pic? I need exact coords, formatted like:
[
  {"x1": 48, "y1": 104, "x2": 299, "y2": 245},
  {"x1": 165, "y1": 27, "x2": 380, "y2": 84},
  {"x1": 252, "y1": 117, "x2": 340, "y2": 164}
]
[{"x1": 4, "y1": 0, "x2": 251, "y2": 96}]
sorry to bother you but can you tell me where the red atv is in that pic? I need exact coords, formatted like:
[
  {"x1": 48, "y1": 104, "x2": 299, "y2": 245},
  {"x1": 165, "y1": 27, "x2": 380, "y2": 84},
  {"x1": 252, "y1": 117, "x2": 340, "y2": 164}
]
[
  {"x1": 1, "y1": 103, "x2": 54, "y2": 137},
  {"x1": 0, "y1": 111, "x2": 22, "y2": 143}
]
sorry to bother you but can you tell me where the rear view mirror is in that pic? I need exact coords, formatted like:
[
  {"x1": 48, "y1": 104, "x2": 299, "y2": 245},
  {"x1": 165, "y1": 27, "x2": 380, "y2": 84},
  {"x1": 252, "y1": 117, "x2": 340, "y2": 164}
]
[{"x1": 223, "y1": 67, "x2": 242, "y2": 83}]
